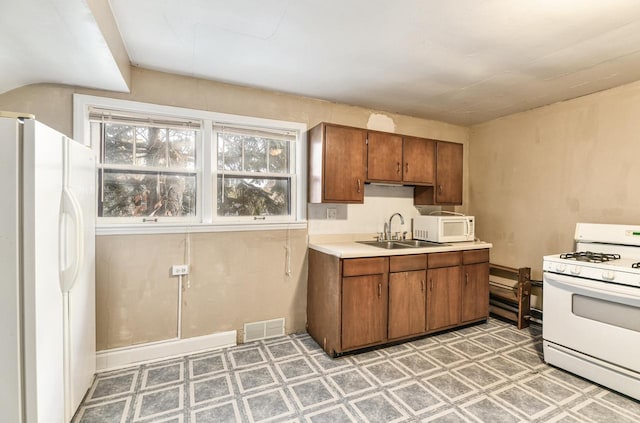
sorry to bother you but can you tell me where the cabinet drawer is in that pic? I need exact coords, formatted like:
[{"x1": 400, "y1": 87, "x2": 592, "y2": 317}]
[
  {"x1": 463, "y1": 249, "x2": 490, "y2": 265},
  {"x1": 390, "y1": 254, "x2": 427, "y2": 272},
  {"x1": 343, "y1": 257, "x2": 388, "y2": 276},
  {"x1": 428, "y1": 252, "x2": 462, "y2": 268}
]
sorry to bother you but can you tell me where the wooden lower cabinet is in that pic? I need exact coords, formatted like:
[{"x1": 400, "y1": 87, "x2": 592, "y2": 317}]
[
  {"x1": 426, "y1": 266, "x2": 462, "y2": 331},
  {"x1": 306, "y1": 249, "x2": 490, "y2": 357},
  {"x1": 461, "y1": 262, "x2": 490, "y2": 323},
  {"x1": 388, "y1": 270, "x2": 426, "y2": 339},
  {"x1": 342, "y1": 274, "x2": 388, "y2": 350}
]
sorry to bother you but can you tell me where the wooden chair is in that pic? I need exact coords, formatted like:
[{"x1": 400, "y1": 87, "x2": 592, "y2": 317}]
[{"x1": 489, "y1": 263, "x2": 531, "y2": 329}]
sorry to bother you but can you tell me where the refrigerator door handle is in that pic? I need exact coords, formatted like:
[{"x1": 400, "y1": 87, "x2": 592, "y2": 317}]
[{"x1": 59, "y1": 187, "x2": 84, "y2": 293}]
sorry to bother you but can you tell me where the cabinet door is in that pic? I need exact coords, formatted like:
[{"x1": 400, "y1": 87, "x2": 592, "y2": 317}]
[
  {"x1": 403, "y1": 137, "x2": 435, "y2": 185},
  {"x1": 342, "y1": 274, "x2": 388, "y2": 350},
  {"x1": 461, "y1": 262, "x2": 490, "y2": 322},
  {"x1": 367, "y1": 131, "x2": 403, "y2": 182},
  {"x1": 388, "y1": 270, "x2": 426, "y2": 339},
  {"x1": 323, "y1": 125, "x2": 366, "y2": 202},
  {"x1": 426, "y1": 266, "x2": 461, "y2": 331},
  {"x1": 435, "y1": 142, "x2": 463, "y2": 204}
]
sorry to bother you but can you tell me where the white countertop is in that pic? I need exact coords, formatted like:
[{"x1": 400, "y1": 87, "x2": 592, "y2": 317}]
[{"x1": 309, "y1": 240, "x2": 492, "y2": 258}]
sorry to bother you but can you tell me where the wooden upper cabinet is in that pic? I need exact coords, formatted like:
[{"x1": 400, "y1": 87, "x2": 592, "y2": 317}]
[
  {"x1": 309, "y1": 122, "x2": 462, "y2": 205},
  {"x1": 414, "y1": 141, "x2": 463, "y2": 206},
  {"x1": 366, "y1": 131, "x2": 403, "y2": 183},
  {"x1": 403, "y1": 137, "x2": 435, "y2": 185},
  {"x1": 435, "y1": 141, "x2": 463, "y2": 204},
  {"x1": 308, "y1": 123, "x2": 366, "y2": 203},
  {"x1": 367, "y1": 133, "x2": 436, "y2": 185}
]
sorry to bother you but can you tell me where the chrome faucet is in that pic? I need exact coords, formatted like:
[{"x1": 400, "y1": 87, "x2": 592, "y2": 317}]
[{"x1": 387, "y1": 213, "x2": 405, "y2": 240}]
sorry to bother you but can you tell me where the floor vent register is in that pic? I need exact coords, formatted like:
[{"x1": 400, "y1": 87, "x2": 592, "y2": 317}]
[{"x1": 243, "y1": 317, "x2": 285, "y2": 343}]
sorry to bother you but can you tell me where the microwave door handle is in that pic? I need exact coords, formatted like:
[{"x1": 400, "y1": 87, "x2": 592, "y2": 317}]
[{"x1": 465, "y1": 219, "x2": 470, "y2": 239}]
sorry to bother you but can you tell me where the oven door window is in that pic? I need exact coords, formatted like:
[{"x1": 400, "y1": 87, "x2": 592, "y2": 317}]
[{"x1": 573, "y1": 294, "x2": 640, "y2": 332}]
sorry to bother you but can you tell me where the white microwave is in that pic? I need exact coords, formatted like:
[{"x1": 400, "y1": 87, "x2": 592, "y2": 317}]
[{"x1": 413, "y1": 215, "x2": 475, "y2": 243}]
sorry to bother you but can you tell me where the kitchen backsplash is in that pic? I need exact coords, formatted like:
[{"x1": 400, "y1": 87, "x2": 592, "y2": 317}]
[{"x1": 307, "y1": 184, "x2": 444, "y2": 236}]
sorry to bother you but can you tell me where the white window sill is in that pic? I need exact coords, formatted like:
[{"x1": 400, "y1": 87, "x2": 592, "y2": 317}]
[{"x1": 96, "y1": 221, "x2": 308, "y2": 236}]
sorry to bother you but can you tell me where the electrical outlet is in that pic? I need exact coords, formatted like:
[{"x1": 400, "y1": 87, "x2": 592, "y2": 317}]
[
  {"x1": 171, "y1": 264, "x2": 189, "y2": 276},
  {"x1": 326, "y1": 207, "x2": 337, "y2": 220}
]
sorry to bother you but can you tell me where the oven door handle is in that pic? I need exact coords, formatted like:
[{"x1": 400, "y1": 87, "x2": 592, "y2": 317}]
[{"x1": 545, "y1": 272, "x2": 640, "y2": 303}]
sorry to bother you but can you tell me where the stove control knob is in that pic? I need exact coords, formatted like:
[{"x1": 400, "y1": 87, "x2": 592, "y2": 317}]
[
  {"x1": 570, "y1": 266, "x2": 581, "y2": 275},
  {"x1": 555, "y1": 264, "x2": 566, "y2": 272},
  {"x1": 602, "y1": 271, "x2": 616, "y2": 281}
]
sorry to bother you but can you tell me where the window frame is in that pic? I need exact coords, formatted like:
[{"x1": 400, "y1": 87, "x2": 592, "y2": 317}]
[
  {"x1": 213, "y1": 123, "x2": 297, "y2": 223},
  {"x1": 73, "y1": 94, "x2": 307, "y2": 235},
  {"x1": 90, "y1": 113, "x2": 203, "y2": 225}
]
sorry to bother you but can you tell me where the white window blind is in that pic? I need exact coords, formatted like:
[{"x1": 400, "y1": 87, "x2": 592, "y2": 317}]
[
  {"x1": 213, "y1": 123, "x2": 297, "y2": 221},
  {"x1": 90, "y1": 107, "x2": 202, "y2": 222}
]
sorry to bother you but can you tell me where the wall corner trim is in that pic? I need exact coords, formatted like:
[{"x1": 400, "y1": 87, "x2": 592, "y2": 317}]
[{"x1": 96, "y1": 330, "x2": 237, "y2": 372}]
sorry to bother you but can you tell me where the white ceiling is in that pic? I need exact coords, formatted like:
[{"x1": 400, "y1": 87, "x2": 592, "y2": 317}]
[
  {"x1": 3, "y1": 1, "x2": 640, "y2": 125},
  {"x1": 0, "y1": 0, "x2": 128, "y2": 95}
]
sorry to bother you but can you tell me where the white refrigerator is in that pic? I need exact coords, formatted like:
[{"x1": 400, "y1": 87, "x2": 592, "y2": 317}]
[{"x1": 0, "y1": 114, "x2": 96, "y2": 422}]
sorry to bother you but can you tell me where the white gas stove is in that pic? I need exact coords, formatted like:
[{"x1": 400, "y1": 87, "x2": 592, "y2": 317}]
[
  {"x1": 543, "y1": 223, "x2": 640, "y2": 401},
  {"x1": 543, "y1": 253, "x2": 640, "y2": 288},
  {"x1": 543, "y1": 222, "x2": 640, "y2": 288}
]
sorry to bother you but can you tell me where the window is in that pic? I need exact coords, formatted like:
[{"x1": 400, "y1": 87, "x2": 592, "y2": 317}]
[
  {"x1": 74, "y1": 95, "x2": 306, "y2": 233},
  {"x1": 90, "y1": 109, "x2": 201, "y2": 222},
  {"x1": 215, "y1": 125, "x2": 296, "y2": 220}
]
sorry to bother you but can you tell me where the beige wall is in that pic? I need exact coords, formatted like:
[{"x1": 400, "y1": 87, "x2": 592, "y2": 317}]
[
  {"x1": 468, "y1": 80, "x2": 640, "y2": 282},
  {"x1": 0, "y1": 67, "x2": 468, "y2": 350},
  {"x1": 96, "y1": 230, "x2": 307, "y2": 350}
]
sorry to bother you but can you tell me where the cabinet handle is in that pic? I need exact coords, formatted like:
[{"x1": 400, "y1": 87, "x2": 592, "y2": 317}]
[
  {"x1": 357, "y1": 178, "x2": 361, "y2": 193},
  {"x1": 438, "y1": 184, "x2": 443, "y2": 194},
  {"x1": 465, "y1": 273, "x2": 469, "y2": 285},
  {"x1": 397, "y1": 162, "x2": 401, "y2": 174},
  {"x1": 378, "y1": 282, "x2": 381, "y2": 298},
  {"x1": 430, "y1": 279, "x2": 433, "y2": 291},
  {"x1": 421, "y1": 280, "x2": 425, "y2": 292},
  {"x1": 405, "y1": 162, "x2": 409, "y2": 173}
]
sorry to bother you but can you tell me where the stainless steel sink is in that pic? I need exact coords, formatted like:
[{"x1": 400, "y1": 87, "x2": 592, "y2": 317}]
[
  {"x1": 356, "y1": 240, "x2": 413, "y2": 249},
  {"x1": 394, "y1": 240, "x2": 449, "y2": 248},
  {"x1": 357, "y1": 240, "x2": 449, "y2": 249}
]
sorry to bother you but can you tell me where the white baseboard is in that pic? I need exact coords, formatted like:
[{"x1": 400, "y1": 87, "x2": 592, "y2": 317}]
[{"x1": 96, "y1": 330, "x2": 237, "y2": 372}]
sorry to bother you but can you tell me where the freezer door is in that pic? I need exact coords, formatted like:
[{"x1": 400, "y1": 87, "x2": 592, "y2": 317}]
[
  {"x1": 23, "y1": 120, "x2": 66, "y2": 423},
  {"x1": 0, "y1": 117, "x2": 23, "y2": 423},
  {"x1": 62, "y1": 136, "x2": 96, "y2": 421}
]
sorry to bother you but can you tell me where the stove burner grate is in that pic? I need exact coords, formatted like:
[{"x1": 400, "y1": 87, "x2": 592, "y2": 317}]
[
  {"x1": 633, "y1": 262, "x2": 640, "y2": 269},
  {"x1": 559, "y1": 251, "x2": 621, "y2": 263}
]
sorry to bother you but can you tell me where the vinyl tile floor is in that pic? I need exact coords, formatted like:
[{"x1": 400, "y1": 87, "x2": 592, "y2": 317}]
[{"x1": 74, "y1": 318, "x2": 640, "y2": 423}]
